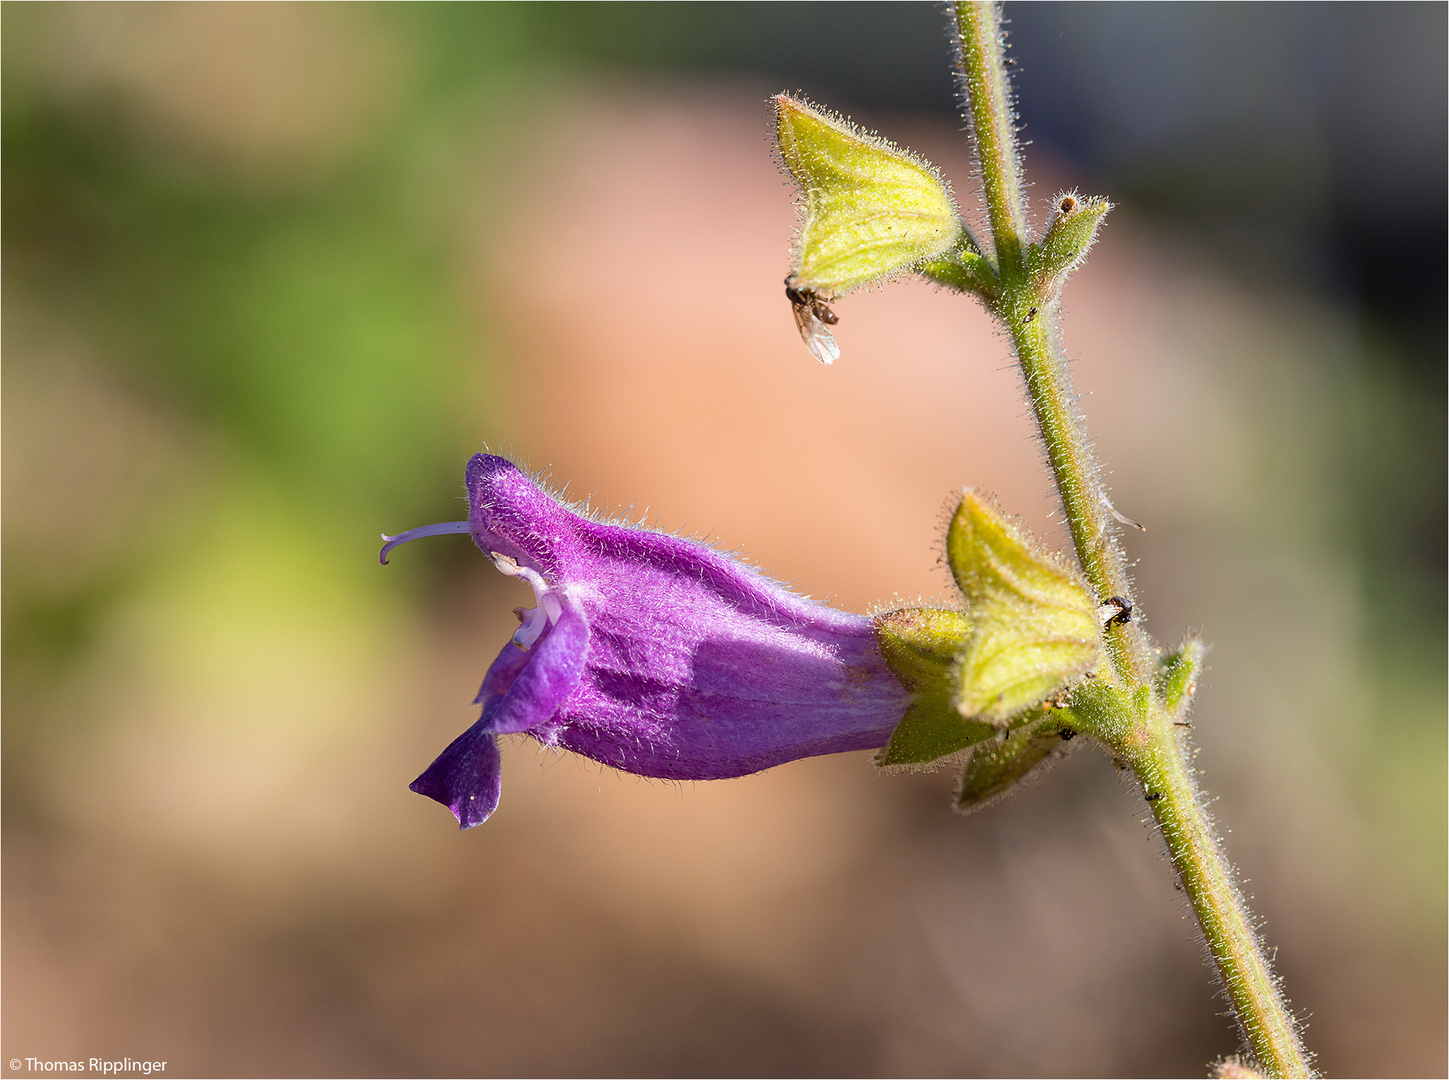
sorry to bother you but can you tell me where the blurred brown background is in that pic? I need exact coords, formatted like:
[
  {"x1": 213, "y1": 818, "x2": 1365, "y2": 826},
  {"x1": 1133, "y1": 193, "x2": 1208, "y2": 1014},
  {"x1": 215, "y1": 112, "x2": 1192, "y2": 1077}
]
[{"x1": 4, "y1": 4, "x2": 1444, "y2": 1077}]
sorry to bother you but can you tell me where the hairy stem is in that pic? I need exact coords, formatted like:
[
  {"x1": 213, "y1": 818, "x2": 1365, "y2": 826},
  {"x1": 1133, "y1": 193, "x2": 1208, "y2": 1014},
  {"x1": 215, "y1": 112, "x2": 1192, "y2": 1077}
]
[
  {"x1": 954, "y1": 0, "x2": 1028, "y2": 277},
  {"x1": 952, "y1": 2, "x2": 1313, "y2": 1074},
  {"x1": 1129, "y1": 723, "x2": 1313, "y2": 1080},
  {"x1": 1006, "y1": 306, "x2": 1148, "y2": 683}
]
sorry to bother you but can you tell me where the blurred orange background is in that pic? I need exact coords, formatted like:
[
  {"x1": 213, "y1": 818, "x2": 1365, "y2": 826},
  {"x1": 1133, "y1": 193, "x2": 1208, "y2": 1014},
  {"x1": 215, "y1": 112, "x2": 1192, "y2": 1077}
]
[{"x1": 4, "y1": 4, "x2": 1444, "y2": 1076}]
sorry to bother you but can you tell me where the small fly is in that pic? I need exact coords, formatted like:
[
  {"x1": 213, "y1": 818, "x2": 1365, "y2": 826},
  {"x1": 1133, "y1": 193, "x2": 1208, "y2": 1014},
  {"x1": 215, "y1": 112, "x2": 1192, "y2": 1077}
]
[
  {"x1": 1097, "y1": 595, "x2": 1133, "y2": 627},
  {"x1": 785, "y1": 276, "x2": 840, "y2": 365}
]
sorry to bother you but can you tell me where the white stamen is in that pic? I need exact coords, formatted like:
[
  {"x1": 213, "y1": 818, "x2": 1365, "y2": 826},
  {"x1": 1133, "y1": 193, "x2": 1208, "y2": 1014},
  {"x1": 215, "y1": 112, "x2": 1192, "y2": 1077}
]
[
  {"x1": 514, "y1": 604, "x2": 550, "y2": 650},
  {"x1": 379, "y1": 521, "x2": 473, "y2": 564},
  {"x1": 491, "y1": 552, "x2": 562, "y2": 650}
]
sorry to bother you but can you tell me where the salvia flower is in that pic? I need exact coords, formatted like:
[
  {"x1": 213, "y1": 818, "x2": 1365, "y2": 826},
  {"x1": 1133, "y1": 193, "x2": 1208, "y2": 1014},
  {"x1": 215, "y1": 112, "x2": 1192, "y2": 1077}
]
[{"x1": 381, "y1": 454, "x2": 912, "y2": 828}]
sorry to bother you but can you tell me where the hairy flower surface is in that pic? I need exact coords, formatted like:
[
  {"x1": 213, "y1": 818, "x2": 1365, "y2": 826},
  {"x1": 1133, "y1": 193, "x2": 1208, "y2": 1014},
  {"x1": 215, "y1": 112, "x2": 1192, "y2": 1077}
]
[{"x1": 383, "y1": 455, "x2": 911, "y2": 828}]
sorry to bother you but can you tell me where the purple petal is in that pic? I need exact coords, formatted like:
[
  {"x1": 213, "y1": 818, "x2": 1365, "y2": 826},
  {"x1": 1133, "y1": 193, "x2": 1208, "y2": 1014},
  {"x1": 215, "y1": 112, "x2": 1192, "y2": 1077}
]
[
  {"x1": 555, "y1": 620, "x2": 905, "y2": 780},
  {"x1": 409, "y1": 722, "x2": 502, "y2": 829},
  {"x1": 409, "y1": 604, "x2": 589, "y2": 827},
  {"x1": 471, "y1": 637, "x2": 533, "y2": 705},
  {"x1": 482, "y1": 603, "x2": 590, "y2": 735}
]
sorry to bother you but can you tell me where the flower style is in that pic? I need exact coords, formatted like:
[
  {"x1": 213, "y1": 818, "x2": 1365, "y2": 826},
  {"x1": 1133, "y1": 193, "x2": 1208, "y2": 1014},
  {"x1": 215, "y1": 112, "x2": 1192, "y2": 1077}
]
[{"x1": 382, "y1": 455, "x2": 912, "y2": 828}]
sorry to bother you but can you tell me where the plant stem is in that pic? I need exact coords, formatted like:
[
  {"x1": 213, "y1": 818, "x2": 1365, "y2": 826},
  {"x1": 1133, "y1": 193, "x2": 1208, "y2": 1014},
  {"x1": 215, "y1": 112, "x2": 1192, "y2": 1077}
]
[
  {"x1": 1129, "y1": 724, "x2": 1314, "y2": 1080},
  {"x1": 1006, "y1": 309, "x2": 1148, "y2": 683},
  {"x1": 954, "y1": 0, "x2": 1028, "y2": 277},
  {"x1": 951, "y1": 3, "x2": 1313, "y2": 1074}
]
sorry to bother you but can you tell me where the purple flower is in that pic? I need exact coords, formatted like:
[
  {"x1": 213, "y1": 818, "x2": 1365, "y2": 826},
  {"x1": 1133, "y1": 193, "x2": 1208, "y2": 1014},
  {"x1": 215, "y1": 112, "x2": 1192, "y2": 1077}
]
[{"x1": 381, "y1": 454, "x2": 910, "y2": 828}]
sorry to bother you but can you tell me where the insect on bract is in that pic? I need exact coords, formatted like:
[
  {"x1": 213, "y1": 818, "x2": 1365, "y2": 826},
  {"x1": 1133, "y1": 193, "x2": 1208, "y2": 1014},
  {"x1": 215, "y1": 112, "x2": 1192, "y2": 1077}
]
[{"x1": 785, "y1": 275, "x2": 840, "y2": 365}]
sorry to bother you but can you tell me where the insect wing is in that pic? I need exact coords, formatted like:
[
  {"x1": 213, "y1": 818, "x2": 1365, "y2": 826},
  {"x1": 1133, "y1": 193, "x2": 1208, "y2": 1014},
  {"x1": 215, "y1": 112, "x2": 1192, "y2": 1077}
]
[{"x1": 793, "y1": 304, "x2": 839, "y2": 365}]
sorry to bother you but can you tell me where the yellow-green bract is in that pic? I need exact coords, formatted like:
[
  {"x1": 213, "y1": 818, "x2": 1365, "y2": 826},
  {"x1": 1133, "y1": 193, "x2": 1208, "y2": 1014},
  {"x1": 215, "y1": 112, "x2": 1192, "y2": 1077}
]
[
  {"x1": 947, "y1": 490, "x2": 1099, "y2": 725},
  {"x1": 774, "y1": 94, "x2": 962, "y2": 295}
]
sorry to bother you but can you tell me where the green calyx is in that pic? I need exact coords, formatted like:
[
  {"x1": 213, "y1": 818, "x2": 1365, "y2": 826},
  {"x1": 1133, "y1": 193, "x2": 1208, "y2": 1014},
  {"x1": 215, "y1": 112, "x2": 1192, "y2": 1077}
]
[
  {"x1": 955, "y1": 709, "x2": 1076, "y2": 814},
  {"x1": 947, "y1": 490, "x2": 1100, "y2": 726},
  {"x1": 774, "y1": 94, "x2": 963, "y2": 295},
  {"x1": 1062, "y1": 677, "x2": 1146, "y2": 749},
  {"x1": 872, "y1": 490, "x2": 1105, "y2": 777},
  {"x1": 873, "y1": 607, "x2": 998, "y2": 767}
]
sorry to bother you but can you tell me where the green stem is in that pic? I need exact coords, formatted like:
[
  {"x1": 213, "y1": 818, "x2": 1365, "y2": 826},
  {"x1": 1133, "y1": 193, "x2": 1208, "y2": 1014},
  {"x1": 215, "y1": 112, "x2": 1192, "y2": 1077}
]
[
  {"x1": 954, "y1": 0, "x2": 1028, "y2": 277},
  {"x1": 952, "y1": 3, "x2": 1313, "y2": 1074},
  {"x1": 1128, "y1": 722, "x2": 1313, "y2": 1080},
  {"x1": 1006, "y1": 306, "x2": 1147, "y2": 683}
]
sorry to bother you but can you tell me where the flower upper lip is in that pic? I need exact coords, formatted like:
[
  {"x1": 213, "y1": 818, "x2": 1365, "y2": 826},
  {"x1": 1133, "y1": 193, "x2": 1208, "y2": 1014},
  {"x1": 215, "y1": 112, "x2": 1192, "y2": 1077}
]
[{"x1": 383, "y1": 454, "x2": 910, "y2": 829}]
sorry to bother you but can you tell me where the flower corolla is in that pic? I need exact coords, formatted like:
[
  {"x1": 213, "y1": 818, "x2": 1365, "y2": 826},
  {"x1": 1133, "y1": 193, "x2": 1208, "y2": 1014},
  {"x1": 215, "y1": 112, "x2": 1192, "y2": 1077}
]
[{"x1": 382, "y1": 455, "x2": 911, "y2": 828}]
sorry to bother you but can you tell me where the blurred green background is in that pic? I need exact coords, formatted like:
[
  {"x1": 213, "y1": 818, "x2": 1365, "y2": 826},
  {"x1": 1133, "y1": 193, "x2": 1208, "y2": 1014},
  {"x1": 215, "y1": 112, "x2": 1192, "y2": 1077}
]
[{"x1": 4, "y1": 4, "x2": 1444, "y2": 1076}]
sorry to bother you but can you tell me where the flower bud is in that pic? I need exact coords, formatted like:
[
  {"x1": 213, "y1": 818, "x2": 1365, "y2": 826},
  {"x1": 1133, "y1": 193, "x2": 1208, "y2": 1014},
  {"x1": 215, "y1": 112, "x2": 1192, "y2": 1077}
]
[
  {"x1": 774, "y1": 94, "x2": 963, "y2": 295},
  {"x1": 1157, "y1": 636, "x2": 1207, "y2": 716},
  {"x1": 873, "y1": 607, "x2": 997, "y2": 767},
  {"x1": 1212, "y1": 1057, "x2": 1266, "y2": 1080},
  {"x1": 947, "y1": 490, "x2": 1099, "y2": 725},
  {"x1": 1031, "y1": 191, "x2": 1111, "y2": 293}
]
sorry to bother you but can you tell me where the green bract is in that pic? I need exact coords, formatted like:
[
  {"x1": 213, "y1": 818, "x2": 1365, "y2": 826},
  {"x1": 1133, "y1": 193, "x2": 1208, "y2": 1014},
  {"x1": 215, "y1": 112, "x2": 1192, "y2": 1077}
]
[
  {"x1": 947, "y1": 490, "x2": 1099, "y2": 725},
  {"x1": 774, "y1": 94, "x2": 963, "y2": 295}
]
